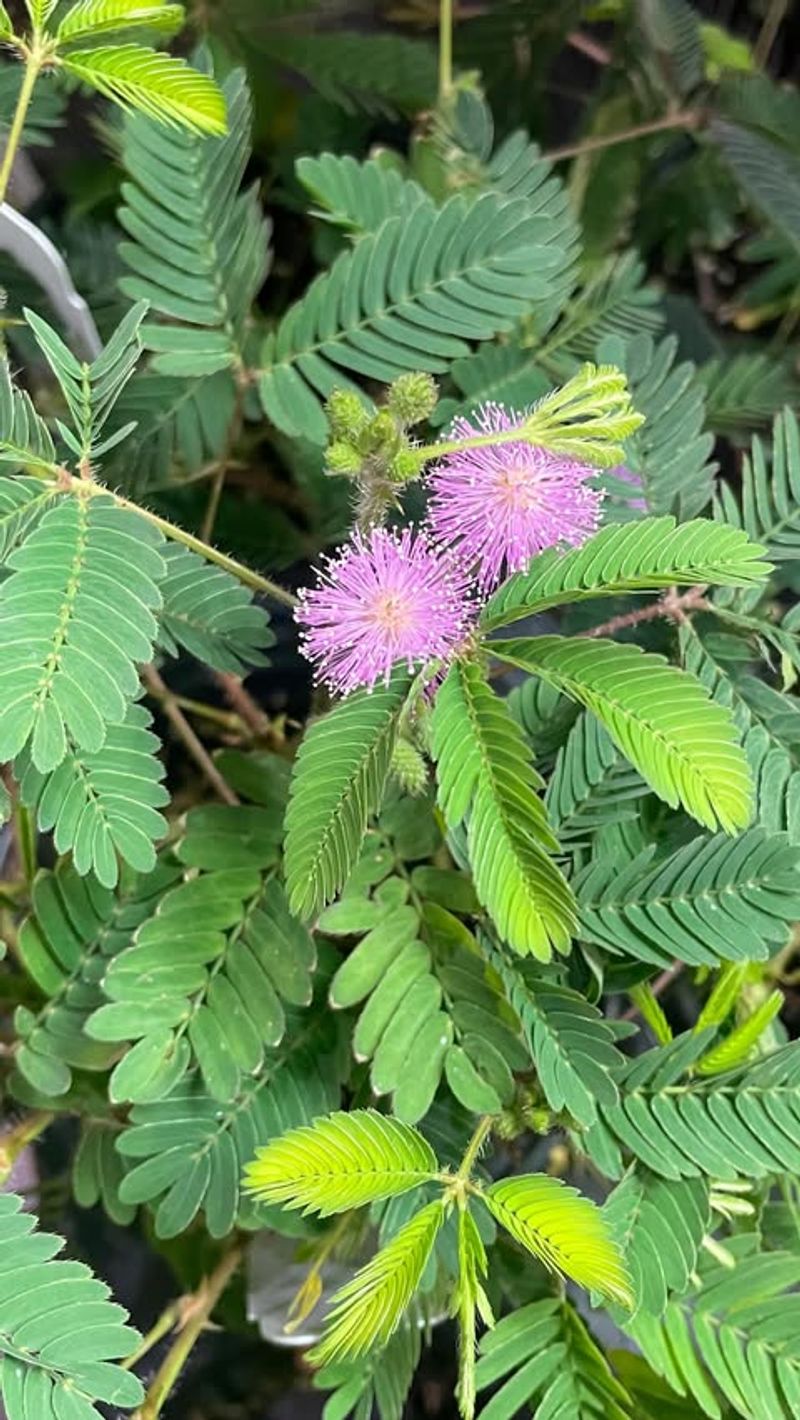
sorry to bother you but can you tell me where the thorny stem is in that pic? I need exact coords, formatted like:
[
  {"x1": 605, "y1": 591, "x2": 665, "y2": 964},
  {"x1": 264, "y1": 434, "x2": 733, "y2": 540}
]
[
  {"x1": 133, "y1": 1243, "x2": 242, "y2": 1419},
  {"x1": 580, "y1": 584, "x2": 709, "y2": 639},
  {"x1": 0, "y1": 47, "x2": 43, "y2": 206},
  {"x1": 28, "y1": 465, "x2": 299, "y2": 609},
  {"x1": 142, "y1": 665, "x2": 240, "y2": 806},
  {"x1": 543, "y1": 109, "x2": 701, "y2": 163},
  {"x1": 439, "y1": 0, "x2": 454, "y2": 102},
  {"x1": 121, "y1": 1303, "x2": 182, "y2": 1372},
  {"x1": 457, "y1": 1116, "x2": 494, "y2": 1182}
]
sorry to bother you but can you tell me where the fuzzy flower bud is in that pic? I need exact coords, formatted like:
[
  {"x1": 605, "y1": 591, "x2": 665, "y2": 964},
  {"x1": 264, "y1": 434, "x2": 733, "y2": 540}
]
[
  {"x1": 326, "y1": 441, "x2": 362, "y2": 477},
  {"x1": 390, "y1": 737, "x2": 429, "y2": 796},
  {"x1": 388, "y1": 372, "x2": 439, "y2": 427},
  {"x1": 326, "y1": 390, "x2": 369, "y2": 441}
]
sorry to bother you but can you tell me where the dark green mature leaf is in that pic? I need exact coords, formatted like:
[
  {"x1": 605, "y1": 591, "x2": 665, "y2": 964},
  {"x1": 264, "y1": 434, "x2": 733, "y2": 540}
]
[
  {"x1": 0, "y1": 1191, "x2": 143, "y2": 1417},
  {"x1": 602, "y1": 1168, "x2": 709, "y2": 1317},
  {"x1": 577, "y1": 830, "x2": 800, "y2": 967},
  {"x1": 259, "y1": 191, "x2": 574, "y2": 442},
  {"x1": 714, "y1": 408, "x2": 800, "y2": 560},
  {"x1": 156, "y1": 543, "x2": 273, "y2": 674}
]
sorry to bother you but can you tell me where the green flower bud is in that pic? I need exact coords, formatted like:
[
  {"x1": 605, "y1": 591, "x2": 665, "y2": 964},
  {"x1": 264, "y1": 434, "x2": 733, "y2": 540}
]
[
  {"x1": 390, "y1": 446, "x2": 424, "y2": 482},
  {"x1": 391, "y1": 737, "x2": 429, "y2": 797},
  {"x1": 326, "y1": 441, "x2": 362, "y2": 477},
  {"x1": 388, "y1": 372, "x2": 439, "y2": 427},
  {"x1": 361, "y1": 409, "x2": 400, "y2": 455},
  {"x1": 326, "y1": 389, "x2": 368, "y2": 440}
]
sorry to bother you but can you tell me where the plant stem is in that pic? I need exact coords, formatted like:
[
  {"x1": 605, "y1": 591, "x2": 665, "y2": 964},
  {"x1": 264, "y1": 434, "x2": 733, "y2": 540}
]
[
  {"x1": 0, "y1": 1110, "x2": 53, "y2": 1183},
  {"x1": 439, "y1": 0, "x2": 454, "y2": 102},
  {"x1": 0, "y1": 49, "x2": 42, "y2": 206},
  {"x1": 134, "y1": 1244, "x2": 242, "y2": 1420},
  {"x1": 14, "y1": 802, "x2": 36, "y2": 888},
  {"x1": 457, "y1": 1116, "x2": 494, "y2": 1181},
  {"x1": 543, "y1": 109, "x2": 700, "y2": 163},
  {"x1": 200, "y1": 464, "x2": 227, "y2": 543},
  {"x1": 142, "y1": 665, "x2": 240, "y2": 806},
  {"x1": 580, "y1": 584, "x2": 709, "y2": 639},
  {"x1": 121, "y1": 1303, "x2": 181, "y2": 1372},
  {"x1": 754, "y1": 0, "x2": 788, "y2": 67}
]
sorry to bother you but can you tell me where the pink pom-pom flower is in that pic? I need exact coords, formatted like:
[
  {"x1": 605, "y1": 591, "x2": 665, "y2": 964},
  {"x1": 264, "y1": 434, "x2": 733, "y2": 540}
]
[
  {"x1": 427, "y1": 403, "x2": 603, "y2": 591},
  {"x1": 296, "y1": 526, "x2": 473, "y2": 696}
]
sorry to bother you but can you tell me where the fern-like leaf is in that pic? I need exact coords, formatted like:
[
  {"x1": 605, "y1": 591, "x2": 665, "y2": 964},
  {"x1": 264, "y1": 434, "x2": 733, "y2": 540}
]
[
  {"x1": 62, "y1": 44, "x2": 227, "y2": 134},
  {"x1": 714, "y1": 408, "x2": 800, "y2": 560},
  {"x1": 485, "y1": 1173, "x2": 632, "y2": 1307},
  {"x1": 432, "y1": 660, "x2": 576, "y2": 960},
  {"x1": 16, "y1": 702, "x2": 169, "y2": 887},
  {"x1": 602, "y1": 1168, "x2": 709, "y2": 1318},
  {"x1": 156, "y1": 543, "x2": 273, "y2": 674},
  {"x1": 313, "y1": 1324, "x2": 422, "y2": 1420},
  {"x1": 577, "y1": 829, "x2": 800, "y2": 967},
  {"x1": 118, "y1": 69, "x2": 269, "y2": 374},
  {"x1": 259, "y1": 191, "x2": 572, "y2": 443},
  {"x1": 545, "y1": 713, "x2": 648, "y2": 844},
  {"x1": 284, "y1": 670, "x2": 413, "y2": 921},
  {"x1": 0, "y1": 360, "x2": 57, "y2": 469},
  {"x1": 296, "y1": 153, "x2": 426, "y2": 236},
  {"x1": 57, "y1": 0, "x2": 184, "y2": 44},
  {"x1": 481, "y1": 516, "x2": 769, "y2": 631},
  {"x1": 0, "y1": 495, "x2": 165, "y2": 773},
  {"x1": 0, "y1": 1191, "x2": 143, "y2": 1418},
  {"x1": 310, "y1": 1200, "x2": 444, "y2": 1364},
  {"x1": 242, "y1": 1109, "x2": 438, "y2": 1215},
  {"x1": 491, "y1": 636, "x2": 753, "y2": 833}
]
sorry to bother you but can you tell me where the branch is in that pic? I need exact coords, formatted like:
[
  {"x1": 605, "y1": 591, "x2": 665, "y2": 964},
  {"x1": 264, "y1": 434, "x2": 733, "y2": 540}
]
[
  {"x1": 580, "y1": 585, "x2": 710, "y2": 639},
  {"x1": 142, "y1": 665, "x2": 240, "y2": 806},
  {"x1": 133, "y1": 1243, "x2": 242, "y2": 1419},
  {"x1": 544, "y1": 109, "x2": 701, "y2": 163}
]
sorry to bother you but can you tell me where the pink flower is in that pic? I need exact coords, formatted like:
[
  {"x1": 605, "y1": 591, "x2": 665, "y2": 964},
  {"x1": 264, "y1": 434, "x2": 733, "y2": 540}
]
[
  {"x1": 427, "y1": 403, "x2": 603, "y2": 591},
  {"x1": 296, "y1": 527, "x2": 472, "y2": 696}
]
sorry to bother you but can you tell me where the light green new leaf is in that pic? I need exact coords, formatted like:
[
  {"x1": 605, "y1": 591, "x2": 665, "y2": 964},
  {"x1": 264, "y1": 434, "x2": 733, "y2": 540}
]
[
  {"x1": 58, "y1": 0, "x2": 184, "y2": 44},
  {"x1": 284, "y1": 670, "x2": 413, "y2": 920},
  {"x1": 311, "y1": 1200, "x2": 444, "y2": 1364},
  {"x1": 482, "y1": 516, "x2": 771, "y2": 631},
  {"x1": 485, "y1": 1173, "x2": 633, "y2": 1307},
  {"x1": 491, "y1": 637, "x2": 752, "y2": 833},
  {"x1": 696, "y1": 990, "x2": 783, "y2": 1076},
  {"x1": 0, "y1": 4, "x2": 12, "y2": 38},
  {"x1": 432, "y1": 660, "x2": 577, "y2": 960},
  {"x1": 62, "y1": 45, "x2": 226, "y2": 134},
  {"x1": 25, "y1": 0, "x2": 57, "y2": 28},
  {"x1": 242, "y1": 1110, "x2": 439, "y2": 1216}
]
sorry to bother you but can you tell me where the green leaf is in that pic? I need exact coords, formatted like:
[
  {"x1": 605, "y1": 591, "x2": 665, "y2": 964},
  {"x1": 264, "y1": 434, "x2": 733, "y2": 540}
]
[
  {"x1": 259, "y1": 191, "x2": 575, "y2": 443},
  {"x1": 485, "y1": 1173, "x2": 633, "y2": 1307},
  {"x1": 245, "y1": 26, "x2": 436, "y2": 116},
  {"x1": 602, "y1": 1168, "x2": 709, "y2": 1317},
  {"x1": 545, "y1": 712, "x2": 649, "y2": 845},
  {"x1": 118, "y1": 69, "x2": 269, "y2": 376},
  {"x1": 0, "y1": 1190, "x2": 143, "y2": 1417},
  {"x1": 58, "y1": 0, "x2": 184, "y2": 44},
  {"x1": 513, "y1": 362, "x2": 644, "y2": 468},
  {"x1": 156, "y1": 543, "x2": 273, "y2": 675},
  {"x1": 0, "y1": 361, "x2": 57, "y2": 469},
  {"x1": 0, "y1": 4, "x2": 13, "y2": 38},
  {"x1": 313, "y1": 1324, "x2": 421, "y2": 1420},
  {"x1": 714, "y1": 408, "x2": 800, "y2": 560},
  {"x1": 432, "y1": 661, "x2": 576, "y2": 960},
  {"x1": 491, "y1": 636, "x2": 753, "y2": 833},
  {"x1": 296, "y1": 153, "x2": 426, "y2": 236},
  {"x1": 588, "y1": 1040, "x2": 800, "y2": 1180},
  {"x1": 695, "y1": 990, "x2": 784, "y2": 1076},
  {"x1": 74, "y1": 1120, "x2": 137, "y2": 1225},
  {"x1": 481, "y1": 516, "x2": 770, "y2": 631},
  {"x1": 627, "y1": 1248, "x2": 800, "y2": 1419},
  {"x1": 118, "y1": 1009, "x2": 343, "y2": 1237},
  {"x1": 712, "y1": 119, "x2": 800, "y2": 254},
  {"x1": 0, "y1": 494, "x2": 165, "y2": 773},
  {"x1": 17, "y1": 703, "x2": 170, "y2": 888},
  {"x1": 242, "y1": 1110, "x2": 439, "y2": 1215},
  {"x1": 577, "y1": 829, "x2": 800, "y2": 967},
  {"x1": 62, "y1": 44, "x2": 226, "y2": 135},
  {"x1": 310, "y1": 1200, "x2": 444, "y2": 1365},
  {"x1": 13, "y1": 856, "x2": 179, "y2": 1095},
  {"x1": 475, "y1": 1299, "x2": 634, "y2": 1420},
  {"x1": 284, "y1": 671, "x2": 413, "y2": 921},
  {"x1": 25, "y1": 0, "x2": 57, "y2": 27}
]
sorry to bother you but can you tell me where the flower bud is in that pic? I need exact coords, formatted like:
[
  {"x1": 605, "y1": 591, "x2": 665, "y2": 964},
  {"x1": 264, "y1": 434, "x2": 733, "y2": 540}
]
[
  {"x1": 391, "y1": 737, "x2": 428, "y2": 796},
  {"x1": 388, "y1": 372, "x2": 438, "y2": 427},
  {"x1": 326, "y1": 389, "x2": 368, "y2": 440},
  {"x1": 390, "y1": 446, "x2": 424, "y2": 482},
  {"x1": 326, "y1": 441, "x2": 362, "y2": 477}
]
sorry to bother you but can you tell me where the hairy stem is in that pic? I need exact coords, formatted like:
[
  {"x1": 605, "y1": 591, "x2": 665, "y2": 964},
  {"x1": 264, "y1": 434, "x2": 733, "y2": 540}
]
[
  {"x1": 134, "y1": 1243, "x2": 242, "y2": 1419},
  {"x1": 580, "y1": 584, "x2": 709, "y2": 639},
  {"x1": 142, "y1": 665, "x2": 240, "y2": 806},
  {"x1": 544, "y1": 109, "x2": 700, "y2": 163},
  {"x1": 439, "y1": 0, "x2": 454, "y2": 102},
  {"x1": 0, "y1": 49, "x2": 43, "y2": 206},
  {"x1": 458, "y1": 1116, "x2": 494, "y2": 1181},
  {"x1": 0, "y1": 1110, "x2": 53, "y2": 1183}
]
